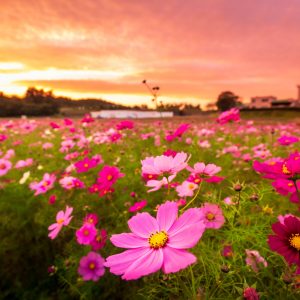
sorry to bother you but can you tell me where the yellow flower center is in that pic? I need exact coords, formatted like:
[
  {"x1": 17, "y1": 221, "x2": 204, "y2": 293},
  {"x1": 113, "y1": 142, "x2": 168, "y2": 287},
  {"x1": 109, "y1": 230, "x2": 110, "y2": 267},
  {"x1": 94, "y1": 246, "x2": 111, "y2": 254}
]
[
  {"x1": 89, "y1": 262, "x2": 95, "y2": 270},
  {"x1": 57, "y1": 218, "x2": 64, "y2": 224},
  {"x1": 289, "y1": 234, "x2": 300, "y2": 251},
  {"x1": 268, "y1": 161, "x2": 276, "y2": 165},
  {"x1": 282, "y1": 164, "x2": 291, "y2": 175},
  {"x1": 195, "y1": 178, "x2": 201, "y2": 183},
  {"x1": 148, "y1": 231, "x2": 168, "y2": 249},
  {"x1": 288, "y1": 182, "x2": 294, "y2": 187},
  {"x1": 83, "y1": 229, "x2": 90, "y2": 236},
  {"x1": 42, "y1": 181, "x2": 50, "y2": 187},
  {"x1": 188, "y1": 183, "x2": 195, "y2": 190},
  {"x1": 107, "y1": 174, "x2": 113, "y2": 181},
  {"x1": 84, "y1": 163, "x2": 89, "y2": 168},
  {"x1": 96, "y1": 235, "x2": 102, "y2": 242},
  {"x1": 206, "y1": 212, "x2": 215, "y2": 221}
]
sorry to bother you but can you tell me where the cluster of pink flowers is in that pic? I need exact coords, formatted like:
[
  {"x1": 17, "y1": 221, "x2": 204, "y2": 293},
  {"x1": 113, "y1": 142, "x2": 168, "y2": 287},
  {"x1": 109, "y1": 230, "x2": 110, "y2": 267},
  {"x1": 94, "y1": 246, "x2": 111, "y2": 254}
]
[
  {"x1": 88, "y1": 165, "x2": 124, "y2": 197},
  {"x1": 217, "y1": 108, "x2": 240, "y2": 125},
  {"x1": 142, "y1": 152, "x2": 189, "y2": 192},
  {"x1": 253, "y1": 152, "x2": 300, "y2": 204}
]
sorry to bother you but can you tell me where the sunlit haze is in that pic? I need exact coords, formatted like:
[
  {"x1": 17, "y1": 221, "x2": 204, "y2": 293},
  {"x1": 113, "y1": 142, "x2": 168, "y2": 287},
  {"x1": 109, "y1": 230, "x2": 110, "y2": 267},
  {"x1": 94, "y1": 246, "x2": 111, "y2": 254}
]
[{"x1": 1, "y1": 0, "x2": 300, "y2": 108}]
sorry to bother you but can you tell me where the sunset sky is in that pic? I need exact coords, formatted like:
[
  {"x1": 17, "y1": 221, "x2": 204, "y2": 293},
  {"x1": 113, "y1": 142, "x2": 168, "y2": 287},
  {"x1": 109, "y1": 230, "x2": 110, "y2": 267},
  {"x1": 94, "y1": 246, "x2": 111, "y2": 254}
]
[{"x1": 1, "y1": 0, "x2": 300, "y2": 108}]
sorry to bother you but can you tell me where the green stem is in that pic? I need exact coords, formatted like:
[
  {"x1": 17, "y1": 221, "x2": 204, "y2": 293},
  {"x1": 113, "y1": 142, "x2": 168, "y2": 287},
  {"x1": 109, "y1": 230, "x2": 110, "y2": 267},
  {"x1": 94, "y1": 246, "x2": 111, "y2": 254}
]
[
  {"x1": 180, "y1": 181, "x2": 203, "y2": 212},
  {"x1": 233, "y1": 191, "x2": 241, "y2": 224}
]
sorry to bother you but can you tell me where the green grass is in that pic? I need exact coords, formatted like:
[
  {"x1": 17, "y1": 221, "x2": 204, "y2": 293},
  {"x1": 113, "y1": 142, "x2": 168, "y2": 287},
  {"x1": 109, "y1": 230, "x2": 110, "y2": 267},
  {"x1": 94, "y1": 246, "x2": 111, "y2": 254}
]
[{"x1": 0, "y1": 117, "x2": 300, "y2": 299}]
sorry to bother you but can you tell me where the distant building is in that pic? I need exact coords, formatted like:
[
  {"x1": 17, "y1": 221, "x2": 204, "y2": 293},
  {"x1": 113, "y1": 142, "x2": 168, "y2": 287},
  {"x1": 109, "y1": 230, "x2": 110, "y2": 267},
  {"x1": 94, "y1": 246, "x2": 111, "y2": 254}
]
[
  {"x1": 249, "y1": 96, "x2": 277, "y2": 109},
  {"x1": 249, "y1": 86, "x2": 300, "y2": 109}
]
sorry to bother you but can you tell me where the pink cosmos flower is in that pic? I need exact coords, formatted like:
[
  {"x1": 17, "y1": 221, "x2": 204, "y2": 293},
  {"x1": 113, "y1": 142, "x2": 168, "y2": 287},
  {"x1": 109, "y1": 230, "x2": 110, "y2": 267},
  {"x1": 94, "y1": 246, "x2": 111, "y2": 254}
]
[
  {"x1": 15, "y1": 158, "x2": 33, "y2": 169},
  {"x1": 142, "y1": 152, "x2": 189, "y2": 192},
  {"x1": 0, "y1": 159, "x2": 12, "y2": 176},
  {"x1": 81, "y1": 114, "x2": 95, "y2": 124},
  {"x1": 199, "y1": 203, "x2": 225, "y2": 229},
  {"x1": 223, "y1": 197, "x2": 236, "y2": 205},
  {"x1": 222, "y1": 244, "x2": 233, "y2": 258},
  {"x1": 105, "y1": 201, "x2": 205, "y2": 280},
  {"x1": 3, "y1": 149, "x2": 15, "y2": 159},
  {"x1": 198, "y1": 140, "x2": 211, "y2": 148},
  {"x1": 278, "y1": 135, "x2": 299, "y2": 146},
  {"x1": 30, "y1": 173, "x2": 56, "y2": 196},
  {"x1": 217, "y1": 108, "x2": 240, "y2": 125},
  {"x1": 165, "y1": 124, "x2": 190, "y2": 142},
  {"x1": 78, "y1": 251, "x2": 105, "y2": 281},
  {"x1": 0, "y1": 134, "x2": 7, "y2": 142},
  {"x1": 116, "y1": 120, "x2": 134, "y2": 130},
  {"x1": 59, "y1": 176, "x2": 85, "y2": 190},
  {"x1": 48, "y1": 195, "x2": 56, "y2": 205},
  {"x1": 84, "y1": 213, "x2": 99, "y2": 226},
  {"x1": 176, "y1": 181, "x2": 198, "y2": 197},
  {"x1": 42, "y1": 142, "x2": 53, "y2": 150},
  {"x1": 74, "y1": 157, "x2": 98, "y2": 173},
  {"x1": 243, "y1": 287, "x2": 260, "y2": 300},
  {"x1": 97, "y1": 165, "x2": 124, "y2": 188},
  {"x1": 129, "y1": 200, "x2": 147, "y2": 213},
  {"x1": 76, "y1": 224, "x2": 97, "y2": 245},
  {"x1": 142, "y1": 152, "x2": 189, "y2": 177},
  {"x1": 90, "y1": 229, "x2": 108, "y2": 251},
  {"x1": 50, "y1": 122, "x2": 60, "y2": 129},
  {"x1": 146, "y1": 177, "x2": 169, "y2": 192},
  {"x1": 48, "y1": 206, "x2": 73, "y2": 239},
  {"x1": 245, "y1": 249, "x2": 267, "y2": 272},
  {"x1": 187, "y1": 163, "x2": 224, "y2": 183}
]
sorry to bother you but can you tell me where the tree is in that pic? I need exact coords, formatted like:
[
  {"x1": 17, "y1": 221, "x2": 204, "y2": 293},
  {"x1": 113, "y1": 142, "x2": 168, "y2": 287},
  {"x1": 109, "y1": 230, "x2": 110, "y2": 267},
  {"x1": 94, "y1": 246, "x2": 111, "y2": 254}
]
[{"x1": 216, "y1": 91, "x2": 239, "y2": 111}]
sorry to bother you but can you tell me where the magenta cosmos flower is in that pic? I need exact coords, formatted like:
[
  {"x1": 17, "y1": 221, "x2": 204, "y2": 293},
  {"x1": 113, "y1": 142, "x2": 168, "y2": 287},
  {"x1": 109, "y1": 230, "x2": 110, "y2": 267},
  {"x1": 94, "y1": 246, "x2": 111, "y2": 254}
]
[
  {"x1": 217, "y1": 108, "x2": 240, "y2": 125},
  {"x1": 48, "y1": 206, "x2": 73, "y2": 239},
  {"x1": 76, "y1": 224, "x2": 97, "y2": 245},
  {"x1": 129, "y1": 200, "x2": 147, "y2": 213},
  {"x1": 199, "y1": 203, "x2": 225, "y2": 229},
  {"x1": 105, "y1": 201, "x2": 205, "y2": 280},
  {"x1": 78, "y1": 251, "x2": 105, "y2": 281},
  {"x1": 277, "y1": 135, "x2": 299, "y2": 146},
  {"x1": 268, "y1": 216, "x2": 300, "y2": 269},
  {"x1": 97, "y1": 165, "x2": 124, "y2": 187}
]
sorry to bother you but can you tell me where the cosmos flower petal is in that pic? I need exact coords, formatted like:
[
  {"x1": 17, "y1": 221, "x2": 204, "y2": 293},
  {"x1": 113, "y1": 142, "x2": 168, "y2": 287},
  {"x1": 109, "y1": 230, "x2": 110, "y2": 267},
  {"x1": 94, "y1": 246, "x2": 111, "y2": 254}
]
[
  {"x1": 105, "y1": 248, "x2": 152, "y2": 276},
  {"x1": 157, "y1": 201, "x2": 178, "y2": 231},
  {"x1": 168, "y1": 221, "x2": 205, "y2": 249},
  {"x1": 121, "y1": 248, "x2": 163, "y2": 280},
  {"x1": 168, "y1": 208, "x2": 203, "y2": 236},
  {"x1": 162, "y1": 247, "x2": 196, "y2": 274},
  {"x1": 110, "y1": 233, "x2": 148, "y2": 248},
  {"x1": 128, "y1": 212, "x2": 159, "y2": 238}
]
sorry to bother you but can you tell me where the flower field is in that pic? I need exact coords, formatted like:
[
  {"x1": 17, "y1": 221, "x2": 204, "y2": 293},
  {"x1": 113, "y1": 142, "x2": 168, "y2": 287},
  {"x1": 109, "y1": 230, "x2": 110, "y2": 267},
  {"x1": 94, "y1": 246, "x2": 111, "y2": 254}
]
[{"x1": 1, "y1": 111, "x2": 300, "y2": 300}]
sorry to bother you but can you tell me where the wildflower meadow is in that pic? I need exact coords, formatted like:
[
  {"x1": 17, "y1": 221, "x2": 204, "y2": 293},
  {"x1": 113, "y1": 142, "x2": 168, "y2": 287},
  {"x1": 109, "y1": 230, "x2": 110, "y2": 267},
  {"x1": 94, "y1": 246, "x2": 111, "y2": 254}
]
[{"x1": 1, "y1": 110, "x2": 300, "y2": 300}]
